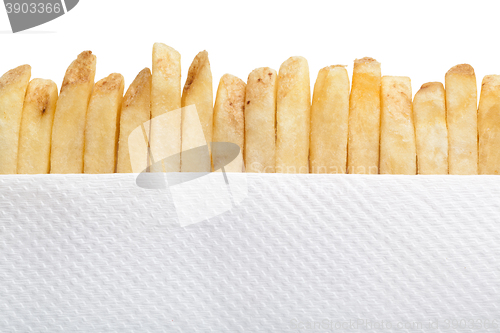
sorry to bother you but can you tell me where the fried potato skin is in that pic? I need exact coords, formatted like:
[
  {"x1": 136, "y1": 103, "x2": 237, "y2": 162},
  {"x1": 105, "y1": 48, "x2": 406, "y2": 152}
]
[
  {"x1": 150, "y1": 43, "x2": 181, "y2": 172},
  {"x1": 50, "y1": 51, "x2": 96, "y2": 174},
  {"x1": 245, "y1": 67, "x2": 277, "y2": 173},
  {"x1": 212, "y1": 74, "x2": 246, "y2": 172},
  {"x1": 276, "y1": 56, "x2": 311, "y2": 174},
  {"x1": 0, "y1": 64, "x2": 31, "y2": 174},
  {"x1": 181, "y1": 51, "x2": 213, "y2": 172},
  {"x1": 379, "y1": 76, "x2": 416, "y2": 175},
  {"x1": 445, "y1": 64, "x2": 478, "y2": 175},
  {"x1": 413, "y1": 82, "x2": 448, "y2": 175},
  {"x1": 347, "y1": 57, "x2": 381, "y2": 175},
  {"x1": 117, "y1": 68, "x2": 152, "y2": 173},
  {"x1": 17, "y1": 78, "x2": 58, "y2": 174},
  {"x1": 478, "y1": 75, "x2": 500, "y2": 174},
  {"x1": 310, "y1": 65, "x2": 349, "y2": 174},
  {"x1": 83, "y1": 73, "x2": 125, "y2": 174}
]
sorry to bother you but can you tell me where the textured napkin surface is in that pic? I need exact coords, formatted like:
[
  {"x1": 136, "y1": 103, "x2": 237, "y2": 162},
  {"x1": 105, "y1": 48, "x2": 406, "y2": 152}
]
[{"x1": 1, "y1": 174, "x2": 499, "y2": 332}]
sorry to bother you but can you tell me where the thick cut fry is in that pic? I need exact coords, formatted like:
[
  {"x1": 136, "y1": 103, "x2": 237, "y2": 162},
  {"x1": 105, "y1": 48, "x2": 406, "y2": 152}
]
[
  {"x1": 413, "y1": 82, "x2": 448, "y2": 175},
  {"x1": 245, "y1": 67, "x2": 277, "y2": 173},
  {"x1": 347, "y1": 57, "x2": 381, "y2": 175},
  {"x1": 379, "y1": 76, "x2": 416, "y2": 174},
  {"x1": 310, "y1": 65, "x2": 349, "y2": 174},
  {"x1": 181, "y1": 51, "x2": 213, "y2": 172},
  {"x1": 478, "y1": 75, "x2": 500, "y2": 174},
  {"x1": 17, "y1": 79, "x2": 58, "y2": 174},
  {"x1": 212, "y1": 74, "x2": 246, "y2": 172},
  {"x1": 117, "y1": 68, "x2": 152, "y2": 173},
  {"x1": 0, "y1": 65, "x2": 31, "y2": 174},
  {"x1": 150, "y1": 43, "x2": 181, "y2": 172},
  {"x1": 83, "y1": 73, "x2": 125, "y2": 174},
  {"x1": 50, "y1": 51, "x2": 96, "y2": 174},
  {"x1": 276, "y1": 56, "x2": 311, "y2": 174},
  {"x1": 445, "y1": 64, "x2": 478, "y2": 175}
]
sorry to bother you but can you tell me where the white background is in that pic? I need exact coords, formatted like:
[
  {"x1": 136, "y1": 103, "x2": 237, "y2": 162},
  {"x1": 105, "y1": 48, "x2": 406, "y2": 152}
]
[{"x1": 0, "y1": 0, "x2": 499, "y2": 100}]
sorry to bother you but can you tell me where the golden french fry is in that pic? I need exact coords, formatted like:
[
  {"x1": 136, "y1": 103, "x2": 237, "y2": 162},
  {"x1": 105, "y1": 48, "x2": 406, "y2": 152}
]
[
  {"x1": 310, "y1": 65, "x2": 349, "y2": 174},
  {"x1": 413, "y1": 82, "x2": 448, "y2": 175},
  {"x1": 116, "y1": 68, "x2": 152, "y2": 173},
  {"x1": 212, "y1": 74, "x2": 246, "y2": 172},
  {"x1": 17, "y1": 79, "x2": 58, "y2": 174},
  {"x1": 83, "y1": 73, "x2": 125, "y2": 174},
  {"x1": 181, "y1": 51, "x2": 213, "y2": 172},
  {"x1": 445, "y1": 64, "x2": 478, "y2": 175},
  {"x1": 478, "y1": 75, "x2": 500, "y2": 174},
  {"x1": 245, "y1": 67, "x2": 277, "y2": 173},
  {"x1": 347, "y1": 57, "x2": 381, "y2": 175},
  {"x1": 0, "y1": 65, "x2": 31, "y2": 174},
  {"x1": 379, "y1": 76, "x2": 416, "y2": 174},
  {"x1": 51, "y1": 51, "x2": 96, "y2": 174},
  {"x1": 150, "y1": 43, "x2": 181, "y2": 172},
  {"x1": 276, "y1": 56, "x2": 311, "y2": 174}
]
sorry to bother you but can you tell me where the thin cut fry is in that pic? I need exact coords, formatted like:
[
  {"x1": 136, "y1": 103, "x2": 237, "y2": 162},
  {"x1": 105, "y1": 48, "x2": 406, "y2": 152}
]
[
  {"x1": 445, "y1": 64, "x2": 478, "y2": 175},
  {"x1": 379, "y1": 76, "x2": 416, "y2": 174},
  {"x1": 17, "y1": 79, "x2": 58, "y2": 174},
  {"x1": 181, "y1": 51, "x2": 213, "y2": 172},
  {"x1": 83, "y1": 73, "x2": 125, "y2": 174},
  {"x1": 245, "y1": 67, "x2": 277, "y2": 173},
  {"x1": 51, "y1": 51, "x2": 96, "y2": 174},
  {"x1": 276, "y1": 56, "x2": 310, "y2": 174},
  {"x1": 117, "y1": 68, "x2": 152, "y2": 173},
  {"x1": 413, "y1": 82, "x2": 448, "y2": 175},
  {"x1": 478, "y1": 75, "x2": 500, "y2": 174},
  {"x1": 212, "y1": 74, "x2": 246, "y2": 172},
  {"x1": 0, "y1": 64, "x2": 31, "y2": 174},
  {"x1": 347, "y1": 57, "x2": 381, "y2": 175},
  {"x1": 310, "y1": 65, "x2": 349, "y2": 174},
  {"x1": 150, "y1": 43, "x2": 181, "y2": 172}
]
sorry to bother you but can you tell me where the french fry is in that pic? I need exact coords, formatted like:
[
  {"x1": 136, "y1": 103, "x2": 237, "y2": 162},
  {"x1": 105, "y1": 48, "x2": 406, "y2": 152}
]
[
  {"x1": 478, "y1": 75, "x2": 500, "y2": 174},
  {"x1": 379, "y1": 76, "x2": 416, "y2": 174},
  {"x1": 17, "y1": 79, "x2": 58, "y2": 174},
  {"x1": 150, "y1": 43, "x2": 181, "y2": 172},
  {"x1": 50, "y1": 51, "x2": 96, "y2": 174},
  {"x1": 212, "y1": 74, "x2": 246, "y2": 172},
  {"x1": 310, "y1": 65, "x2": 349, "y2": 174},
  {"x1": 347, "y1": 57, "x2": 381, "y2": 174},
  {"x1": 83, "y1": 73, "x2": 125, "y2": 174},
  {"x1": 181, "y1": 51, "x2": 213, "y2": 172},
  {"x1": 245, "y1": 67, "x2": 277, "y2": 173},
  {"x1": 116, "y1": 68, "x2": 152, "y2": 173},
  {"x1": 276, "y1": 56, "x2": 311, "y2": 174},
  {"x1": 445, "y1": 64, "x2": 478, "y2": 175},
  {"x1": 0, "y1": 65, "x2": 31, "y2": 174},
  {"x1": 413, "y1": 82, "x2": 448, "y2": 175}
]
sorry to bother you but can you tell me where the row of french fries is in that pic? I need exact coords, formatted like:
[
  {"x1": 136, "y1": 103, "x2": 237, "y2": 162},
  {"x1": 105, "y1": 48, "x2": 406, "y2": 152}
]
[{"x1": 0, "y1": 43, "x2": 498, "y2": 175}]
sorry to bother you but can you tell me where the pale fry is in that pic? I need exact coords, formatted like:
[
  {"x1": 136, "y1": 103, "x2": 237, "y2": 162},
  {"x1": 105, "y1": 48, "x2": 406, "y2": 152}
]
[
  {"x1": 0, "y1": 65, "x2": 31, "y2": 174},
  {"x1": 379, "y1": 76, "x2": 416, "y2": 174},
  {"x1": 83, "y1": 73, "x2": 125, "y2": 174},
  {"x1": 347, "y1": 57, "x2": 381, "y2": 174},
  {"x1": 17, "y1": 79, "x2": 58, "y2": 174},
  {"x1": 212, "y1": 74, "x2": 246, "y2": 172},
  {"x1": 478, "y1": 75, "x2": 500, "y2": 174},
  {"x1": 245, "y1": 67, "x2": 277, "y2": 173},
  {"x1": 117, "y1": 68, "x2": 152, "y2": 173},
  {"x1": 310, "y1": 65, "x2": 349, "y2": 174},
  {"x1": 50, "y1": 51, "x2": 96, "y2": 174},
  {"x1": 276, "y1": 56, "x2": 311, "y2": 174},
  {"x1": 181, "y1": 50, "x2": 213, "y2": 172},
  {"x1": 413, "y1": 82, "x2": 448, "y2": 175},
  {"x1": 445, "y1": 64, "x2": 478, "y2": 175},
  {"x1": 150, "y1": 43, "x2": 181, "y2": 172}
]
